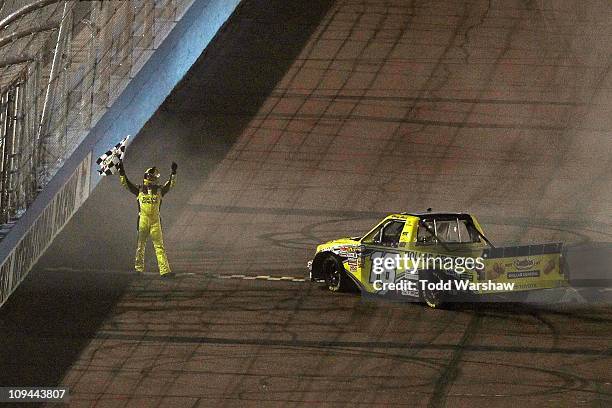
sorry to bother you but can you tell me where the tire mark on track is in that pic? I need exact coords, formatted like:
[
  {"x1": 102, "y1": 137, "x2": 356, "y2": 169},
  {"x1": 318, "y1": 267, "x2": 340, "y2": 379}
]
[
  {"x1": 458, "y1": 357, "x2": 598, "y2": 399},
  {"x1": 94, "y1": 330, "x2": 611, "y2": 357},
  {"x1": 427, "y1": 313, "x2": 481, "y2": 408}
]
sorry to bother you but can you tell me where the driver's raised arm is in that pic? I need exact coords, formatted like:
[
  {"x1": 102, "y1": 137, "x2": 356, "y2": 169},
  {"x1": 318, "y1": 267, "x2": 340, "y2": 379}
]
[{"x1": 118, "y1": 162, "x2": 139, "y2": 196}]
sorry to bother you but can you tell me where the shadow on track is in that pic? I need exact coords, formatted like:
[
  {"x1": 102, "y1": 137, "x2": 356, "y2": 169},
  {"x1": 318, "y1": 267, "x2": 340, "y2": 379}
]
[{"x1": 0, "y1": 0, "x2": 335, "y2": 391}]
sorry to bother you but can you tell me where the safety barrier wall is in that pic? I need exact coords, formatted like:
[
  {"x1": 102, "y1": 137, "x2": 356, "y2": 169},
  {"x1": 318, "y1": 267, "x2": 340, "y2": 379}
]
[
  {"x1": 0, "y1": 0, "x2": 243, "y2": 307},
  {"x1": 0, "y1": 153, "x2": 90, "y2": 306}
]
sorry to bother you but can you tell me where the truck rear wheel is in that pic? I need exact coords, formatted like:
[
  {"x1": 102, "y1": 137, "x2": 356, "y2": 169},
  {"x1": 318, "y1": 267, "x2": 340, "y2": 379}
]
[{"x1": 419, "y1": 271, "x2": 446, "y2": 308}]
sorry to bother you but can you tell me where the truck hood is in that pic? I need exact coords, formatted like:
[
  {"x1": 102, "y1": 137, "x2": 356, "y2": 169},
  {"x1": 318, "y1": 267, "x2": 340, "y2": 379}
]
[{"x1": 316, "y1": 237, "x2": 360, "y2": 253}]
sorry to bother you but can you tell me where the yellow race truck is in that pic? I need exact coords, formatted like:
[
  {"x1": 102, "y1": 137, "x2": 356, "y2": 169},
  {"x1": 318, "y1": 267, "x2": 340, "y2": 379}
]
[{"x1": 308, "y1": 211, "x2": 567, "y2": 308}]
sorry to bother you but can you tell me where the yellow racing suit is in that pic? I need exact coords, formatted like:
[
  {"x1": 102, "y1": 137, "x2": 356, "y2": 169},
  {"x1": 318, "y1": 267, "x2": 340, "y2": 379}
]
[{"x1": 119, "y1": 170, "x2": 176, "y2": 275}]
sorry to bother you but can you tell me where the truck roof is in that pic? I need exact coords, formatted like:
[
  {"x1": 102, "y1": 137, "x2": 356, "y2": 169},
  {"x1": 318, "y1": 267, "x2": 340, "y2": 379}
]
[{"x1": 400, "y1": 211, "x2": 472, "y2": 218}]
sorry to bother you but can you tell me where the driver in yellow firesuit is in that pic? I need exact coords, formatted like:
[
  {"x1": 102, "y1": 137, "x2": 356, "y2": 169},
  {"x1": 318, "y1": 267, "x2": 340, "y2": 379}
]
[{"x1": 118, "y1": 161, "x2": 177, "y2": 277}]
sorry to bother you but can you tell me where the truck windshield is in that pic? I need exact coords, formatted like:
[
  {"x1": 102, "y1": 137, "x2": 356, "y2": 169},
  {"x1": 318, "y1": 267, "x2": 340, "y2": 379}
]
[{"x1": 362, "y1": 219, "x2": 405, "y2": 247}]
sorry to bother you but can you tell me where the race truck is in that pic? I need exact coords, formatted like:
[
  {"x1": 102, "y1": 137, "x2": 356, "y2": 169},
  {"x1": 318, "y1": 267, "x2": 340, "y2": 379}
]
[{"x1": 307, "y1": 211, "x2": 567, "y2": 308}]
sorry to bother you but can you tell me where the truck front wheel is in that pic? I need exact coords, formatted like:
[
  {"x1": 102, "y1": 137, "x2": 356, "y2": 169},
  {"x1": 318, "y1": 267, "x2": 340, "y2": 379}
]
[{"x1": 322, "y1": 255, "x2": 351, "y2": 292}]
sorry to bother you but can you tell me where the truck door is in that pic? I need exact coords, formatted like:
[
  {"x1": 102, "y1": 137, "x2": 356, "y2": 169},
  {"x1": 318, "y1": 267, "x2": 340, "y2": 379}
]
[{"x1": 361, "y1": 219, "x2": 406, "y2": 292}]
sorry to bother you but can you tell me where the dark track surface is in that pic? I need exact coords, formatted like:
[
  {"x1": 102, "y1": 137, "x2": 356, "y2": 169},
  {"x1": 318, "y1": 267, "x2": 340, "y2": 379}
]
[{"x1": 1, "y1": 0, "x2": 611, "y2": 406}]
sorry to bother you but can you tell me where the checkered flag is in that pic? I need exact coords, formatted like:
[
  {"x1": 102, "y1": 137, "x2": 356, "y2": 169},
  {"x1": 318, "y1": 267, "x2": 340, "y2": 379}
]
[{"x1": 96, "y1": 135, "x2": 129, "y2": 176}]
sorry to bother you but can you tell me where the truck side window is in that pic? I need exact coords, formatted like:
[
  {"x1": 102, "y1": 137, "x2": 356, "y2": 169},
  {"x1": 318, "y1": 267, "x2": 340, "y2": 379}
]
[
  {"x1": 437, "y1": 221, "x2": 452, "y2": 241},
  {"x1": 417, "y1": 221, "x2": 436, "y2": 244},
  {"x1": 444, "y1": 219, "x2": 481, "y2": 243},
  {"x1": 417, "y1": 218, "x2": 481, "y2": 244},
  {"x1": 380, "y1": 220, "x2": 405, "y2": 247},
  {"x1": 466, "y1": 223, "x2": 482, "y2": 243}
]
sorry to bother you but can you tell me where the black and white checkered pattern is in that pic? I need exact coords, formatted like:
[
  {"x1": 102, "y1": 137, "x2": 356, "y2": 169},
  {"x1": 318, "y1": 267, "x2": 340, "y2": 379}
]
[{"x1": 96, "y1": 135, "x2": 130, "y2": 175}]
